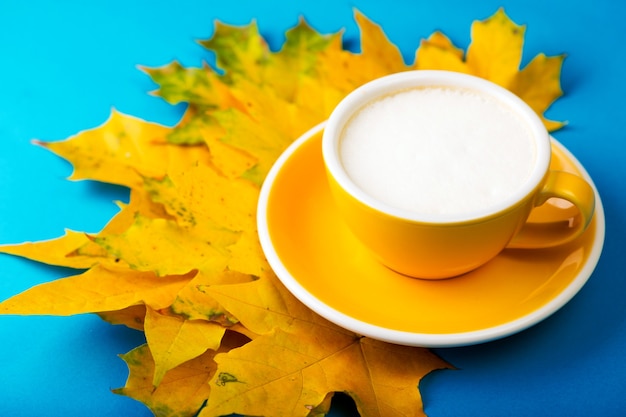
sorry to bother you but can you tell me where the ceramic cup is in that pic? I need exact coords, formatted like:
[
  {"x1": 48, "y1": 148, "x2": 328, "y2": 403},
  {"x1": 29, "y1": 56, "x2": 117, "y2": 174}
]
[{"x1": 322, "y1": 70, "x2": 595, "y2": 279}]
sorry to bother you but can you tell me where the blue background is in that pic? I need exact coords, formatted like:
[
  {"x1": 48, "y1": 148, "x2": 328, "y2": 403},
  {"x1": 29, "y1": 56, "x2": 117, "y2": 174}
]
[{"x1": 1, "y1": 1, "x2": 625, "y2": 416}]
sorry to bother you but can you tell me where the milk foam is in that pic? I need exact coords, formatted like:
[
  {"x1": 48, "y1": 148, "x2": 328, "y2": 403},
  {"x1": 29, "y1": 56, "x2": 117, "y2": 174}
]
[{"x1": 339, "y1": 86, "x2": 536, "y2": 216}]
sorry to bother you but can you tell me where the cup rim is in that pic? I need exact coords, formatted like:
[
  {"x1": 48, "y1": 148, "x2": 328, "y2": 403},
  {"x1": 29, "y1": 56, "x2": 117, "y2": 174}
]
[{"x1": 322, "y1": 70, "x2": 551, "y2": 224}]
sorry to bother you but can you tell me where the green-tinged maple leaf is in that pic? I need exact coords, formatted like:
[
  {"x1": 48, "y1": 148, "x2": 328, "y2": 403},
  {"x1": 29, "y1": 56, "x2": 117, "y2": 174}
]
[
  {"x1": 167, "y1": 107, "x2": 259, "y2": 174},
  {"x1": 142, "y1": 61, "x2": 221, "y2": 108},
  {"x1": 164, "y1": 109, "x2": 222, "y2": 146},
  {"x1": 199, "y1": 20, "x2": 269, "y2": 85},
  {"x1": 260, "y1": 18, "x2": 337, "y2": 102}
]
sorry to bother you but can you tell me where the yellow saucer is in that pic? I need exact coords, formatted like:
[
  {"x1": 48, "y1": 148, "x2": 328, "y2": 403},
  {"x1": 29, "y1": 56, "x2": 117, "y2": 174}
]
[{"x1": 257, "y1": 123, "x2": 605, "y2": 347}]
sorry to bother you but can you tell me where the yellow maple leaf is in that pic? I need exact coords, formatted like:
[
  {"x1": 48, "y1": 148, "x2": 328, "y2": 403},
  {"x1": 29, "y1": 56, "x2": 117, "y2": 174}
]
[
  {"x1": 352, "y1": 11, "x2": 408, "y2": 76},
  {"x1": 415, "y1": 32, "x2": 471, "y2": 74},
  {"x1": 0, "y1": 189, "x2": 170, "y2": 270},
  {"x1": 466, "y1": 8, "x2": 526, "y2": 86},
  {"x1": 143, "y1": 160, "x2": 258, "y2": 233},
  {"x1": 0, "y1": 229, "x2": 96, "y2": 269},
  {"x1": 40, "y1": 109, "x2": 215, "y2": 189},
  {"x1": 0, "y1": 265, "x2": 195, "y2": 315},
  {"x1": 116, "y1": 345, "x2": 215, "y2": 417},
  {"x1": 115, "y1": 330, "x2": 251, "y2": 417},
  {"x1": 510, "y1": 53, "x2": 566, "y2": 131},
  {"x1": 144, "y1": 306, "x2": 226, "y2": 386},
  {"x1": 38, "y1": 111, "x2": 170, "y2": 188},
  {"x1": 415, "y1": 8, "x2": 565, "y2": 130},
  {"x1": 92, "y1": 215, "x2": 234, "y2": 276}
]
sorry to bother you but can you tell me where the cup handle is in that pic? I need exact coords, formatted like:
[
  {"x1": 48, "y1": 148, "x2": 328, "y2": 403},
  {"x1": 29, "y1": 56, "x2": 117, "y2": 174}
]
[{"x1": 506, "y1": 170, "x2": 596, "y2": 249}]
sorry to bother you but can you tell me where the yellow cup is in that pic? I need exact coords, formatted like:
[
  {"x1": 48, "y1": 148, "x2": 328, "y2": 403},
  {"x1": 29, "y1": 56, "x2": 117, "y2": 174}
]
[{"x1": 322, "y1": 71, "x2": 595, "y2": 279}]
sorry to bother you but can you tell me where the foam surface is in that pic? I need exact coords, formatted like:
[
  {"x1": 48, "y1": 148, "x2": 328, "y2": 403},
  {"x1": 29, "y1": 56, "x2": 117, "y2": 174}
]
[{"x1": 339, "y1": 87, "x2": 536, "y2": 216}]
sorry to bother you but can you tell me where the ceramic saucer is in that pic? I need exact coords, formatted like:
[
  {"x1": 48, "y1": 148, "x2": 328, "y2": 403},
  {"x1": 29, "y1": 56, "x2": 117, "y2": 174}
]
[{"x1": 257, "y1": 122, "x2": 605, "y2": 347}]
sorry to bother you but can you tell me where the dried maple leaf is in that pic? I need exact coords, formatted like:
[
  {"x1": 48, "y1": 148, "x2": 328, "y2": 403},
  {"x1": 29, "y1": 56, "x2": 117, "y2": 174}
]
[{"x1": 0, "y1": 8, "x2": 566, "y2": 417}]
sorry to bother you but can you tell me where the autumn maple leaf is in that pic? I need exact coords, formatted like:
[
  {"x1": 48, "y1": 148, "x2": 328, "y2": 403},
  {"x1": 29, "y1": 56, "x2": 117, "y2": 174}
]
[{"x1": 415, "y1": 8, "x2": 565, "y2": 131}]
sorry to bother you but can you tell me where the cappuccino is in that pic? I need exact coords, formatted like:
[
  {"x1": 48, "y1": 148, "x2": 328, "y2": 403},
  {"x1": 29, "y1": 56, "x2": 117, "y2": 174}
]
[{"x1": 339, "y1": 86, "x2": 537, "y2": 217}]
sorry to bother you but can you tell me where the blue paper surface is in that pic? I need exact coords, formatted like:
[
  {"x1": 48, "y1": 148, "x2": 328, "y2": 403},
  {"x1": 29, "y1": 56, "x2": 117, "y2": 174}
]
[{"x1": 1, "y1": 1, "x2": 625, "y2": 416}]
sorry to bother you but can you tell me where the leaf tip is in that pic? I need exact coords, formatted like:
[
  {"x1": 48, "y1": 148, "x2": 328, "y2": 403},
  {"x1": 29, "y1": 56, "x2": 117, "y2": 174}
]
[
  {"x1": 351, "y1": 7, "x2": 365, "y2": 18},
  {"x1": 31, "y1": 138, "x2": 48, "y2": 148},
  {"x1": 136, "y1": 63, "x2": 149, "y2": 74}
]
